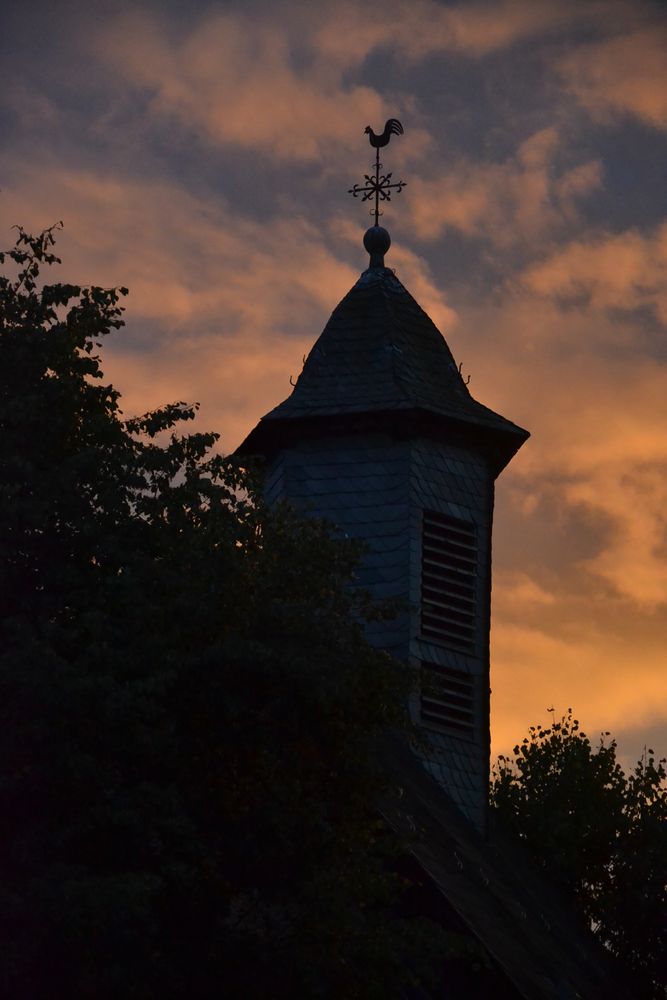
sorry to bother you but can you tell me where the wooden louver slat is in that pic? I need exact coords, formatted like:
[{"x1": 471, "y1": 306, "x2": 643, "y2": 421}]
[
  {"x1": 420, "y1": 661, "x2": 475, "y2": 738},
  {"x1": 421, "y1": 510, "x2": 477, "y2": 650}
]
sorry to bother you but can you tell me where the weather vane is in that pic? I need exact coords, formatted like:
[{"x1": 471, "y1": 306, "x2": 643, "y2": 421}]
[{"x1": 348, "y1": 118, "x2": 406, "y2": 227}]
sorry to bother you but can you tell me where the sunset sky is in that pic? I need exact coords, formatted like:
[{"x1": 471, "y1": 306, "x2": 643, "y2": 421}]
[{"x1": 2, "y1": 0, "x2": 666, "y2": 766}]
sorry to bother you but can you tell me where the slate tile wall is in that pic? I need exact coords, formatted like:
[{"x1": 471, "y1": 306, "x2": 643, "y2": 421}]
[
  {"x1": 264, "y1": 431, "x2": 495, "y2": 832},
  {"x1": 264, "y1": 432, "x2": 412, "y2": 661}
]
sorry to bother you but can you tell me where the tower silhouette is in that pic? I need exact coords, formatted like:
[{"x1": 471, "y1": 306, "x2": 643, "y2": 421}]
[{"x1": 237, "y1": 213, "x2": 528, "y2": 831}]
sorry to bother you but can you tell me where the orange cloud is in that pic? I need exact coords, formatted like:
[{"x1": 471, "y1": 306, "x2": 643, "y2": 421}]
[
  {"x1": 90, "y1": 2, "x2": 646, "y2": 169},
  {"x1": 558, "y1": 26, "x2": 667, "y2": 130},
  {"x1": 407, "y1": 128, "x2": 602, "y2": 244},
  {"x1": 491, "y1": 616, "x2": 667, "y2": 757},
  {"x1": 314, "y1": 0, "x2": 595, "y2": 64},
  {"x1": 520, "y1": 222, "x2": 667, "y2": 323},
  {"x1": 0, "y1": 160, "x2": 449, "y2": 454},
  {"x1": 455, "y1": 292, "x2": 667, "y2": 604},
  {"x1": 94, "y1": 10, "x2": 388, "y2": 162},
  {"x1": 0, "y1": 162, "x2": 368, "y2": 446}
]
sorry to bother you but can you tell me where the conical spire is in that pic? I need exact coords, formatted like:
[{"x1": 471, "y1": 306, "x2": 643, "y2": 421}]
[
  {"x1": 237, "y1": 266, "x2": 528, "y2": 472},
  {"x1": 237, "y1": 118, "x2": 528, "y2": 469}
]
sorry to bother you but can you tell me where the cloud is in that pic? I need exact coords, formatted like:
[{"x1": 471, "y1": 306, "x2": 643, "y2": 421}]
[
  {"x1": 456, "y1": 285, "x2": 667, "y2": 609},
  {"x1": 3, "y1": 80, "x2": 63, "y2": 132},
  {"x1": 407, "y1": 128, "x2": 602, "y2": 245},
  {"x1": 0, "y1": 156, "x2": 458, "y2": 451},
  {"x1": 558, "y1": 25, "x2": 667, "y2": 130},
  {"x1": 2, "y1": 162, "x2": 359, "y2": 319},
  {"x1": 494, "y1": 571, "x2": 556, "y2": 608},
  {"x1": 489, "y1": 408, "x2": 667, "y2": 761},
  {"x1": 491, "y1": 615, "x2": 667, "y2": 756},
  {"x1": 520, "y1": 221, "x2": 667, "y2": 323},
  {"x1": 564, "y1": 458, "x2": 667, "y2": 609},
  {"x1": 314, "y1": 0, "x2": 591, "y2": 65},
  {"x1": 94, "y1": 9, "x2": 389, "y2": 162},
  {"x1": 89, "y1": 2, "x2": 633, "y2": 169},
  {"x1": 0, "y1": 159, "x2": 368, "y2": 447}
]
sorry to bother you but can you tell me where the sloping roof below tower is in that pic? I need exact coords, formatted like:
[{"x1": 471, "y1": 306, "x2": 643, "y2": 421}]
[
  {"x1": 237, "y1": 266, "x2": 528, "y2": 472},
  {"x1": 380, "y1": 736, "x2": 626, "y2": 1000}
]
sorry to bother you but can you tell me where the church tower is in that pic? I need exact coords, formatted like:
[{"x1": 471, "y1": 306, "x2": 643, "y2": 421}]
[{"x1": 236, "y1": 125, "x2": 528, "y2": 833}]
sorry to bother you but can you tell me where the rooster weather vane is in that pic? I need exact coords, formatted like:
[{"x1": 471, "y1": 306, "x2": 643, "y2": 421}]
[{"x1": 348, "y1": 118, "x2": 406, "y2": 227}]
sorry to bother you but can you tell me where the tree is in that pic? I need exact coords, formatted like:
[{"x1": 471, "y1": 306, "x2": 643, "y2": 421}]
[
  {"x1": 0, "y1": 225, "x2": 442, "y2": 998},
  {"x1": 491, "y1": 710, "x2": 667, "y2": 999}
]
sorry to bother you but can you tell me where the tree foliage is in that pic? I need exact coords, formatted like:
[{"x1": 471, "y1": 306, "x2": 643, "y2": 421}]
[
  {"x1": 0, "y1": 225, "x2": 441, "y2": 998},
  {"x1": 491, "y1": 710, "x2": 667, "y2": 998}
]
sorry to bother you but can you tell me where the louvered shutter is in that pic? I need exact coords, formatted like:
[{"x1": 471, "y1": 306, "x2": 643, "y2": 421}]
[
  {"x1": 421, "y1": 510, "x2": 477, "y2": 649},
  {"x1": 420, "y1": 661, "x2": 475, "y2": 738}
]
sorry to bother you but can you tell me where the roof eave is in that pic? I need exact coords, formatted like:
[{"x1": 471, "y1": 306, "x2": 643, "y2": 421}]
[{"x1": 234, "y1": 406, "x2": 529, "y2": 478}]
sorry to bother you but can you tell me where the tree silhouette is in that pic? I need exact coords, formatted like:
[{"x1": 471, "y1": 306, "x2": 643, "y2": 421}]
[
  {"x1": 491, "y1": 710, "x2": 666, "y2": 999},
  {"x1": 0, "y1": 225, "x2": 442, "y2": 999}
]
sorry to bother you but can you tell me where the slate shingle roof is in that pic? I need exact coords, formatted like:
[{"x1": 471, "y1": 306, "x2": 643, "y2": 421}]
[
  {"x1": 237, "y1": 266, "x2": 528, "y2": 465},
  {"x1": 273, "y1": 267, "x2": 524, "y2": 429},
  {"x1": 380, "y1": 735, "x2": 626, "y2": 1000}
]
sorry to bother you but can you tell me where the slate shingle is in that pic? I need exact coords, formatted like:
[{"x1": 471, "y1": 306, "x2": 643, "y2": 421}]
[{"x1": 260, "y1": 267, "x2": 525, "y2": 438}]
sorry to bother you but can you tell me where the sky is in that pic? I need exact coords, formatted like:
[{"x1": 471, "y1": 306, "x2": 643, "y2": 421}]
[{"x1": 2, "y1": 0, "x2": 666, "y2": 767}]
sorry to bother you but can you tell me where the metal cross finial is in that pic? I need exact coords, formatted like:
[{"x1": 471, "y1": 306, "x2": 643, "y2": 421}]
[{"x1": 348, "y1": 118, "x2": 406, "y2": 226}]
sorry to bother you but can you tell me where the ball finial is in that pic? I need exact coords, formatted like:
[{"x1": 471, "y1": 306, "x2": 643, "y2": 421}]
[{"x1": 363, "y1": 226, "x2": 391, "y2": 268}]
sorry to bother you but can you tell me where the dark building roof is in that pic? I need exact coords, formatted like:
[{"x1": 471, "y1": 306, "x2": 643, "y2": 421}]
[
  {"x1": 380, "y1": 736, "x2": 626, "y2": 1000},
  {"x1": 237, "y1": 266, "x2": 529, "y2": 472}
]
